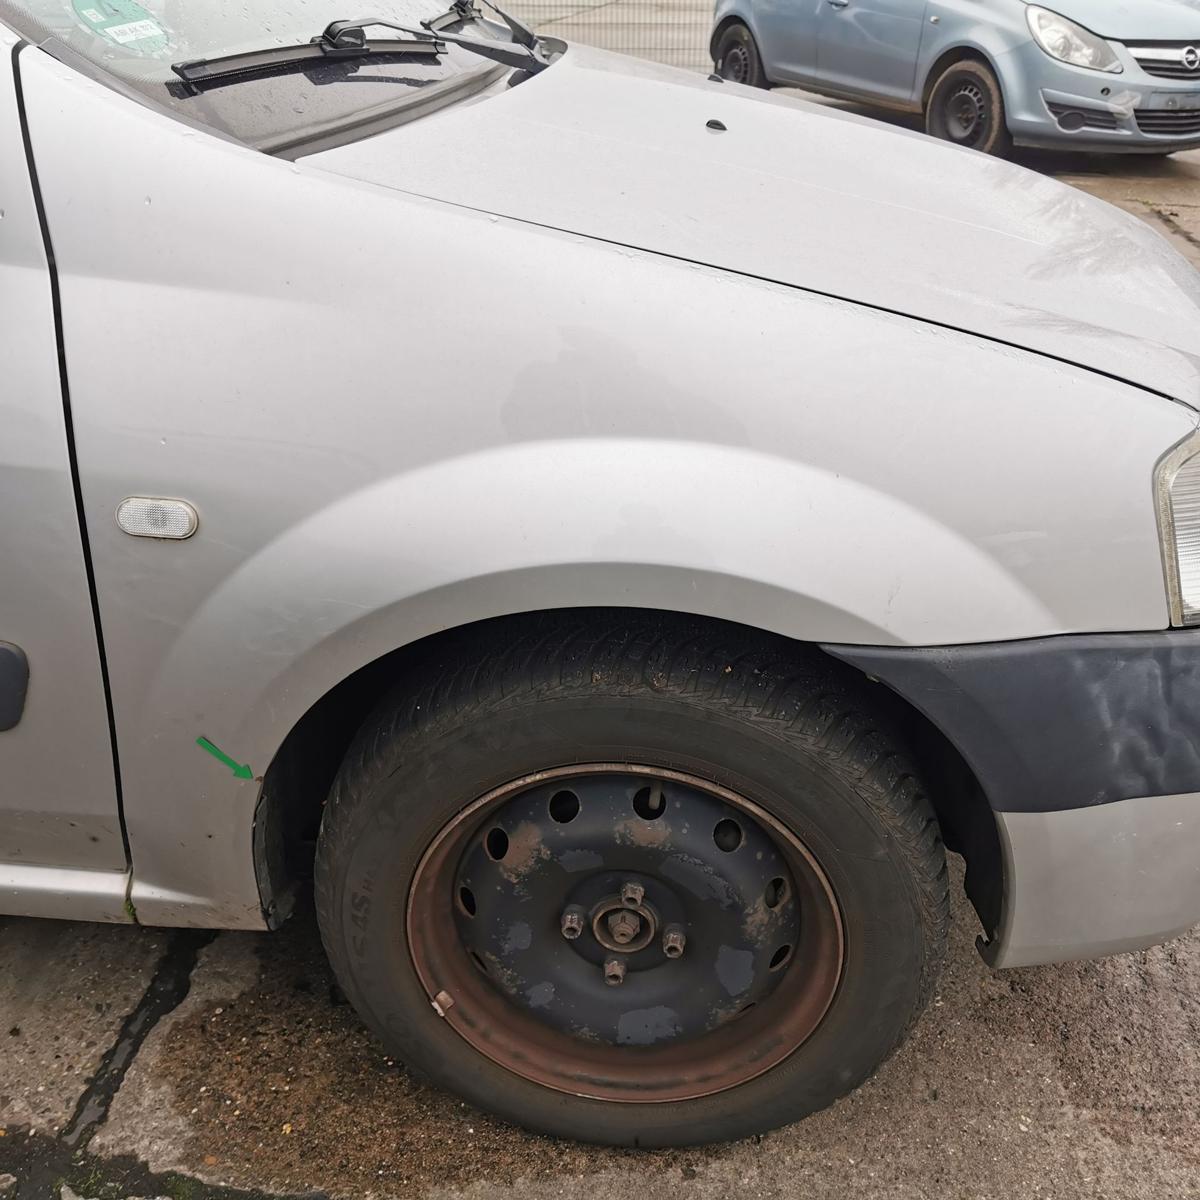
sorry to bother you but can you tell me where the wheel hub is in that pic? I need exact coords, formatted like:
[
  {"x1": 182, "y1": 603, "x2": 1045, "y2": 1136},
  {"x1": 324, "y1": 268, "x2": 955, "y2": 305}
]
[
  {"x1": 721, "y1": 46, "x2": 748, "y2": 83},
  {"x1": 590, "y1": 885, "x2": 659, "y2": 955},
  {"x1": 946, "y1": 81, "x2": 986, "y2": 143},
  {"x1": 407, "y1": 764, "x2": 844, "y2": 1102}
]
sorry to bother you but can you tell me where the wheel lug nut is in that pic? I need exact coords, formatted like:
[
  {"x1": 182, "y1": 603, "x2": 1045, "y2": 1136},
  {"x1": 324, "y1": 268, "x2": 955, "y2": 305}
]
[
  {"x1": 604, "y1": 957, "x2": 626, "y2": 986},
  {"x1": 620, "y1": 881, "x2": 645, "y2": 906},
  {"x1": 560, "y1": 905, "x2": 585, "y2": 940},
  {"x1": 662, "y1": 924, "x2": 686, "y2": 959}
]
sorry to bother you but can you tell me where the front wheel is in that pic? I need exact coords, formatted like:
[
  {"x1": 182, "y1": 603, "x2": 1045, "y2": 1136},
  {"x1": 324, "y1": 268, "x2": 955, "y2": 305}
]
[
  {"x1": 925, "y1": 59, "x2": 1012, "y2": 156},
  {"x1": 713, "y1": 22, "x2": 768, "y2": 88},
  {"x1": 316, "y1": 615, "x2": 949, "y2": 1146}
]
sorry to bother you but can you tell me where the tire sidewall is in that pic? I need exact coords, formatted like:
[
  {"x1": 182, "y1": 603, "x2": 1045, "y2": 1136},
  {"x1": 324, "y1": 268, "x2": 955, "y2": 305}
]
[{"x1": 319, "y1": 689, "x2": 932, "y2": 1146}]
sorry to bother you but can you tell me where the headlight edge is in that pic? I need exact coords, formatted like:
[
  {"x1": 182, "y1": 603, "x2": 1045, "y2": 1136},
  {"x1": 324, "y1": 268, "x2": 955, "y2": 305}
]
[{"x1": 1154, "y1": 426, "x2": 1200, "y2": 627}]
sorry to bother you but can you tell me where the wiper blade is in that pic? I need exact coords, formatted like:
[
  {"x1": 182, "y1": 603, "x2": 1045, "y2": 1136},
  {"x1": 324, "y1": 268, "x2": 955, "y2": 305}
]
[
  {"x1": 172, "y1": 35, "x2": 444, "y2": 88},
  {"x1": 322, "y1": 15, "x2": 549, "y2": 74}
]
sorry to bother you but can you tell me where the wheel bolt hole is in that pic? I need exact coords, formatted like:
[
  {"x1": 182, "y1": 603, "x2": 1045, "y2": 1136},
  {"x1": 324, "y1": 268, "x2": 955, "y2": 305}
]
[
  {"x1": 485, "y1": 827, "x2": 509, "y2": 861},
  {"x1": 632, "y1": 784, "x2": 666, "y2": 820},
  {"x1": 769, "y1": 943, "x2": 792, "y2": 970},
  {"x1": 764, "y1": 876, "x2": 788, "y2": 909},
  {"x1": 548, "y1": 789, "x2": 580, "y2": 823},
  {"x1": 458, "y1": 886, "x2": 477, "y2": 916},
  {"x1": 713, "y1": 818, "x2": 743, "y2": 852}
]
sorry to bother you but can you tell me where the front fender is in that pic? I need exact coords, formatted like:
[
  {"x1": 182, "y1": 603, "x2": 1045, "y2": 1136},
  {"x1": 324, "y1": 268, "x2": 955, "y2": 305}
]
[
  {"x1": 23, "y1": 46, "x2": 1191, "y2": 927},
  {"x1": 130, "y1": 439, "x2": 1053, "y2": 927},
  {"x1": 154, "y1": 436, "x2": 1056, "y2": 757},
  {"x1": 918, "y1": 1, "x2": 1032, "y2": 103}
]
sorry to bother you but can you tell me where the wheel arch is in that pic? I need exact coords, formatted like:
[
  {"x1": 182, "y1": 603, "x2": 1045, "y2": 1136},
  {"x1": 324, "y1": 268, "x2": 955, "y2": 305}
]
[
  {"x1": 920, "y1": 44, "x2": 1007, "y2": 110},
  {"x1": 129, "y1": 438, "x2": 1050, "y2": 929},
  {"x1": 255, "y1": 606, "x2": 1003, "y2": 948},
  {"x1": 709, "y1": 10, "x2": 759, "y2": 64}
]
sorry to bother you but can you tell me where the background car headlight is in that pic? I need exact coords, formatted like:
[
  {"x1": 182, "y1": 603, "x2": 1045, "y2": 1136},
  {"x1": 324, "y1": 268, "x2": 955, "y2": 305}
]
[
  {"x1": 1026, "y1": 6, "x2": 1122, "y2": 73},
  {"x1": 1156, "y1": 431, "x2": 1200, "y2": 626}
]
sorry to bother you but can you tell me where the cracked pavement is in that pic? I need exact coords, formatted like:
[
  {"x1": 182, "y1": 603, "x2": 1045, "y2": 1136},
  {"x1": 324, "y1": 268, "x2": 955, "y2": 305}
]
[{"x1": 2, "y1": 852, "x2": 1199, "y2": 1200}]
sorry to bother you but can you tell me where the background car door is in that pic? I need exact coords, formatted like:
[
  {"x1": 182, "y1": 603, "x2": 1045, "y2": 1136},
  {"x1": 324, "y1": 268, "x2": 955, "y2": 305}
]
[
  {"x1": 0, "y1": 30, "x2": 128, "y2": 919},
  {"x1": 752, "y1": 0, "x2": 825, "y2": 84},
  {"x1": 817, "y1": 0, "x2": 929, "y2": 102}
]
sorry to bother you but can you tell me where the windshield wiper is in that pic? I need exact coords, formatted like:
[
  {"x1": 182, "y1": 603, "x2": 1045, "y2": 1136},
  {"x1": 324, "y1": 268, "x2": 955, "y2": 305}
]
[
  {"x1": 172, "y1": 1, "x2": 547, "y2": 91},
  {"x1": 320, "y1": 14, "x2": 549, "y2": 74},
  {"x1": 426, "y1": 0, "x2": 539, "y2": 50},
  {"x1": 172, "y1": 35, "x2": 446, "y2": 89}
]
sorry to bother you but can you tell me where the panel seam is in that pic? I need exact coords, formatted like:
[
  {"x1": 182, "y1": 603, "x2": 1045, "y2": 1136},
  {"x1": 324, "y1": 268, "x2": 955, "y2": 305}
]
[
  {"x1": 11, "y1": 41, "x2": 136, "y2": 890},
  {"x1": 352, "y1": 183, "x2": 1196, "y2": 414}
]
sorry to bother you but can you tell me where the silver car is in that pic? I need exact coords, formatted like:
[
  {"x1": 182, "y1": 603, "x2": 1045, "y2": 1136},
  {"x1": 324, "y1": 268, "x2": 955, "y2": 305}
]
[
  {"x1": 3, "y1": 0, "x2": 1200, "y2": 1150},
  {"x1": 711, "y1": 0, "x2": 1200, "y2": 155}
]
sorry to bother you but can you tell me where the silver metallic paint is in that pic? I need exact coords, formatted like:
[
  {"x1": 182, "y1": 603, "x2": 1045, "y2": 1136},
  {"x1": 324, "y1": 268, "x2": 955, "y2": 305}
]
[
  {"x1": 1, "y1": 32, "x2": 1199, "y2": 972},
  {"x1": 0, "y1": 861, "x2": 129, "y2": 923},
  {"x1": 0, "y1": 28, "x2": 128, "y2": 881},
  {"x1": 985, "y1": 793, "x2": 1200, "y2": 967},
  {"x1": 311, "y1": 45, "x2": 1200, "y2": 402}
]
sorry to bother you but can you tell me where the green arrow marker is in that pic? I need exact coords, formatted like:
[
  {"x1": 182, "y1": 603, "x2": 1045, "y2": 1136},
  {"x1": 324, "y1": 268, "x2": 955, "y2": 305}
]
[{"x1": 196, "y1": 736, "x2": 254, "y2": 779}]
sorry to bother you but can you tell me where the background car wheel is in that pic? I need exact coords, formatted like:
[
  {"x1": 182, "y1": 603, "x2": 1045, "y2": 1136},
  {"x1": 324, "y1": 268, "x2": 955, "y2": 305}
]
[
  {"x1": 315, "y1": 614, "x2": 949, "y2": 1146},
  {"x1": 925, "y1": 59, "x2": 1011, "y2": 156},
  {"x1": 713, "y1": 23, "x2": 768, "y2": 88}
]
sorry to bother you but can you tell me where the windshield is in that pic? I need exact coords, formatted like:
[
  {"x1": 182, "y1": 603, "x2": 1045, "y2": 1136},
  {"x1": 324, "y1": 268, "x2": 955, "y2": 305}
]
[{"x1": 0, "y1": 0, "x2": 533, "y2": 150}]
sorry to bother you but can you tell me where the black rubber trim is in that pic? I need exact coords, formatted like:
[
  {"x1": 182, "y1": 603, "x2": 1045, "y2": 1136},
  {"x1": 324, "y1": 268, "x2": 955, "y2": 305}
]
[
  {"x1": 824, "y1": 629, "x2": 1200, "y2": 814},
  {"x1": 0, "y1": 642, "x2": 30, "y2": 731},
  {"x1": 12, "y1": 42, "x2": 133, "y2": 870}
]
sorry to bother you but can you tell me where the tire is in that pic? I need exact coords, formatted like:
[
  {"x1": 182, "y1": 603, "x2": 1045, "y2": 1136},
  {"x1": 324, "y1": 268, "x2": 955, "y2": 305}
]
[
  {"x1": 925, "y1": 59, "x2": 1011, "y2": 156},
  {"x1": 713, "y1": 22, "x2": 768, "y2": 88},
  {"x1": 316, "y1": 613, "x2": 948, "y2": 1146}
]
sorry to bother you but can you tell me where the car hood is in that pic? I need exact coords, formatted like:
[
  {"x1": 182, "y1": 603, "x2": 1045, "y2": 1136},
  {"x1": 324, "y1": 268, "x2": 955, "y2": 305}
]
[
  {"x1": 306, "y1": 47, "x2": 1200, "y2": 406},
  {"x1": 1032, "y1": 0, "x2": 1200, "y2": 40}
]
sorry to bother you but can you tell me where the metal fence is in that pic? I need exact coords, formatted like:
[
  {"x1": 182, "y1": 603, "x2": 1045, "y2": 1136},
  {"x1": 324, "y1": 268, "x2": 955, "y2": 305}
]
[{"x1": 507, "y1": 0, "x2": 713, "y2": 73}]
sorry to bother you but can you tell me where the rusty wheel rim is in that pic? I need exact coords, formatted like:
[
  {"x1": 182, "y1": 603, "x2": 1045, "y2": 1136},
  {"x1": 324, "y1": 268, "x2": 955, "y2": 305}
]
[{"x1": 407, "y1": 764, "x2": 844, "y2": 1102}]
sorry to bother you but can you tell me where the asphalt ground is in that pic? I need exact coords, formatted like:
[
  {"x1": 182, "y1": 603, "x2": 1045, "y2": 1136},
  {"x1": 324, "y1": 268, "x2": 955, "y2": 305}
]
[{"x1": 3, "y1": 861, "x2": 1199, "y2": 1200}]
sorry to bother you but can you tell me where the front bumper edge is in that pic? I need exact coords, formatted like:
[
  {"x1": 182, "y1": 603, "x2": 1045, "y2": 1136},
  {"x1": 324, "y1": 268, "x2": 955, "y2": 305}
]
[
  {"x1": 824, "y1": 630, "x2": 1200, "y2": 967},
  {"x1": 986, "y1": 794, "x2": 1200, "y2": 968}
]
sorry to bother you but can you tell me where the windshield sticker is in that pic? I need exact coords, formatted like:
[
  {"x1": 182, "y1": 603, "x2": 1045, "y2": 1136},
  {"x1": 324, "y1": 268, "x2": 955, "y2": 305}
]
[
  {"x1": 71, "y1": 0, "x2": 168, "y2": 54},
  {"x1": 104, "y1": 18, "x2": 161, "y2": 43}
]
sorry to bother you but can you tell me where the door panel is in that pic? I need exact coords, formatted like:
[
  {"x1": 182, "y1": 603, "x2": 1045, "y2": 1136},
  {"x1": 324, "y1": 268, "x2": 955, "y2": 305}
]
[
  {"x1": 817, "y1": 0, "x2": 929, "y2": 102},
  {"x1": 753, "y1": 0, "x2": 825, "y2": 84},
  {"x1": 0, "y1": 33, "x2": 127, "y2": 888}
]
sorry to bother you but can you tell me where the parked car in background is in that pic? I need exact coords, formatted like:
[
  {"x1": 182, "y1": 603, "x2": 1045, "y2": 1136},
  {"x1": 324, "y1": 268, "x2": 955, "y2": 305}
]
[
  {"x1": 712, "y1": 0, "x2": 1200, "y2": 155},
  {"x1": 4, "y1": 0, "x2": 1200, "y2": 1152}
]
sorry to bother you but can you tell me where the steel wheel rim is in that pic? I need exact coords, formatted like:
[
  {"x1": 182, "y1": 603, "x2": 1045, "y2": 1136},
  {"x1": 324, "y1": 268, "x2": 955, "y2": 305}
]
[
  {"x1": 720, "y1": 44, "x2": 750, "y2": 83},
  {"x1": 407, "y1": 763, "x2": 845, "y2": 1103},
  {"x1": 944, "y1": 80, "x2": 987, "y2": 145}
]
